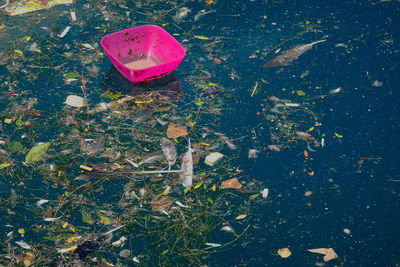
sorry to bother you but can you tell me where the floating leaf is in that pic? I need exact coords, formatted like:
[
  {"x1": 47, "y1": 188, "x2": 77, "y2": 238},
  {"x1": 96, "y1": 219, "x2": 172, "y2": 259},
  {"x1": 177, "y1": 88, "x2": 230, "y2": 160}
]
[
  {"x1": 167, "y1": 123, "x2": 188, "y2": 141},
  {"x1": 307, "y1": 248, "x2": 338, "y2": 262},
  {"x1": 99, "y1": 215, "x2": 111, "y2": 225},
  {"x1": 18, "y1": 228, "x2": 25, "y2": 234},
  {"x1": 220, "y1": 178, "x2": 242, "y2": 189},
  {"x1": 194, "y1": 180, "x2": 204, "y2": 189},
  {"x1": 249, "y1": 193, "x2": 260, "y2": 200},
  {"x1": 194, "y1": 35, "x2": 210, "y2": 40},
  {"x1": 297, "y1": 90, "x2": 306, "y2": 96},
  {"x1": 235, "y1": 214, "x2": 247, "y2": 220},
  {"x1": 14, "y1": 49, "x2": 23, "y2": 56},
  {"x1": 15, "y1": 116, "x2": 24, "y2": 127},
  {"x1": 81, "y1": 210, "x2": 92, "y2": 224},
  {"x1": 334, "y1": 133, "x2": 343, "y2": 138},
  {"x1": 0, "y1": 163, "x2": 11, "y2": 169},
  {"x1": 4, "y1": 118, "x2": 12, "y2": 124},
  {"x1": 25, "y1": 143, "x2": 50, "y2": 163},
  {"x1": 194, "y1": 99, "x2": 204, "y2": 106},
  {"x1": 161, "y1": 249, "x2": 169, "y2": 255},
  {"x1": 8, "y1": 141, "x2": 23, "y2": 153},
  {"x1": 64, "y1": 72, "x2": 80, "y2": 79},
  {"x1": 277, "y1": 247, "x2": 291, "y2": 258}
]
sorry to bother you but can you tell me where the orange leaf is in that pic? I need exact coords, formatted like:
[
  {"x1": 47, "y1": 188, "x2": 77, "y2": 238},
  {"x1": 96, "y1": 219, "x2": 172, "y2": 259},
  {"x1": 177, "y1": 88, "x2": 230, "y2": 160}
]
[
  {"x1": 307, "y1": 248, "x2": 338, "y2": 262},
  {"x1": 220, "y1": 178, "x2": 242, "y2": 189},
  {"x1": 304, "y1": 150, "x2": 308, "y2": 158},
  {"x1": 166, "y1": 123, "x2": 188, "y2": 141}
]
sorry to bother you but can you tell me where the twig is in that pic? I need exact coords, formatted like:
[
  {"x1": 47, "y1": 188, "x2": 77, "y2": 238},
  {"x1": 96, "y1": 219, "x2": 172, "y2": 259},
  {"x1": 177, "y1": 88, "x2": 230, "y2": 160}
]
[{"x1": 139, "y1": 170, "x2": 182, "y2": 174}]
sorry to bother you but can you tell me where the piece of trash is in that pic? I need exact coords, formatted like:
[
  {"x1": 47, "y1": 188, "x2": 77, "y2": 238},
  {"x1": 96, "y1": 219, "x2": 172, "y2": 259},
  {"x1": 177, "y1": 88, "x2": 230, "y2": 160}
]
[
  {"x1": 261, "y1": 188, "x2": 269, "y2": 198},
  {"x1": 70, "y1": 11, "x2": 76, "y2": 22},
  {"x1": 5, "y1": 0, "x2": 73, "y2": 16},
  {"x1": 220, "y1": 178, "x2": 242, "y2": 189},
  {"x1": 36, "y1": 199, "x2": 49, "y2": 207},
  {"x1": 205, "y1": 242, "x2": 221, "y2": 248},
  {"x1": 180, "y1": 139, "x2": 193, "y2": 188},
  {"x1": 64, "y1": 95, "x2": 86, "y2": 108},
  {"x1": 220, "y1": 225, "x2": 235, "y2": 233},
  {"x1": 16, "y1": 240, "x2": 32, "y2": 250},
  {"x1": 44, "y1": 217, "x2": 61, "y2": 222},
  {"x1": 59, "y1": 26, "x2": 71, "y2": 38},
  {"x1": 173, "y1": 7, "x2": 191, "y2": 22},
  {"x1": 329, "y1": 87, "x2": 342, "y2": 94},
  {"x1": 204, "y1": 152, "x2": 224, "y2": 166},
  {"x1": 277, "y1": 247, "x2": 291, "y2": 258},
  {"x1": 307, "y1": 248, "x2": 338, "y2": 262},
  {"x1": 248, "y1": 149, "x2": 258, "y2": 159}
]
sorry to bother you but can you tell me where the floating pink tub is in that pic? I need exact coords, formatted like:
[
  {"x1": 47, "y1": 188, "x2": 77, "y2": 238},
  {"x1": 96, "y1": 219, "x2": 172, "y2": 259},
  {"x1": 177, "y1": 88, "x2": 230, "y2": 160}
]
[{"x1": 101, "y1": 25, "x2": 186, "y2": 83}]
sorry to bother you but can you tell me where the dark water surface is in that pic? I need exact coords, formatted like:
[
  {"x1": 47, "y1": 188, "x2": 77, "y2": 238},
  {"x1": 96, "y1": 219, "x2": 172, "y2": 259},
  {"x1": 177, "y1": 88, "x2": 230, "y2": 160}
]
[{"x1": 0, "y1": 0, "x2": 399, "y2": 266}]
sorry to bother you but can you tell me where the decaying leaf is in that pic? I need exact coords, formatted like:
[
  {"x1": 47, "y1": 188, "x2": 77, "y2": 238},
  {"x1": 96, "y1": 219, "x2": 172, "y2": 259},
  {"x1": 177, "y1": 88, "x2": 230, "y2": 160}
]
[
  {"x1": 277, "y1": 247, "x2": 291, "y2": 258},
  {"x1": 25, "y1": 143, "x2": 50, "y2": 163},
  {"x1": 307, "y1": 248, "x2": 338, "y2": 262},
  {"x1": 167, "y1": 123, "x2": 188, "y2": 141},
  {"x1": 151, "y1": 195, "x2": 174, "y2": 211},
  {"x1": 180, "y1": 139, "x2": 193, "y2": 188},
  {"x1": 160, "y1": 137, "x2": 177, "y2": 170},
  {"x1": 220, "y1": 178, "x2": 242, "y2": 189},
  {"x1": 235, "y1": 214, "x2": 247, "y2": 220}
]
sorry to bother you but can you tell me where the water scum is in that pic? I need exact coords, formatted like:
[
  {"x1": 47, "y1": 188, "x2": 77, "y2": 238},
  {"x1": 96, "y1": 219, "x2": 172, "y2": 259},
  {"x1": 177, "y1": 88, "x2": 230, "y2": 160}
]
[{"x1": 0, "y1": 0, "x2": 379, "y2": 266}]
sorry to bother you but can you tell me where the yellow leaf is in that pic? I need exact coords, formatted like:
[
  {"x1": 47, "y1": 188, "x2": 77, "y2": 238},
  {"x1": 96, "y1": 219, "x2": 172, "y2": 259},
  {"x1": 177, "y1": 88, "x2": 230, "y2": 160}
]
[
  {"x1": 14, "y1": 49, "x2": 23, "y2": 56},
  {"x1": 194, "y1": 180, "x2": 204, "y2": 189},
  {"x1": 18, "y1": 228, "x2": 25, "y2": 234},
  {"x1": 277, "y1": 247, "x2": 291, "y2": 258},
  {"x1": 64, "y1": 245, "x2": 78, "y2": 252},
  {"x1": 307, "y1": 126, "x2": 314, "y2": 132},
  {"x1": 0, "y1": 24, "x2": 5, "y2": 30},
  {"x1": 62, "y1": 222, "x2": 68, "y2": 228},
  {"x1": 194, "y1": 35, "x2": 210, "y2": 40},
  {"x1": 80, "y1": 165, "x2": 93, "y2": 172},
  {"x1": 211, "y1": 185, "x2": 217, "y2": 191},
  {"x1": 235, "y1": 214, "x2": 247, "y2": 220},
  {"x1": 66, "y1": 236, "x2": 77, "y2": 243},
  {"x1": 4, "y1": 118, "x2": 13, "y2": 124}
]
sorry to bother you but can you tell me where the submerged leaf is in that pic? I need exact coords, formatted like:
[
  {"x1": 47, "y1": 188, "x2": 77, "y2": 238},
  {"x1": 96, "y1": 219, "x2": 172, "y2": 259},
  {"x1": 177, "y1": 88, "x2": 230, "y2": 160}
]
[{"x1": 25, "y1": 143, "x2": 50, "y2": 163}]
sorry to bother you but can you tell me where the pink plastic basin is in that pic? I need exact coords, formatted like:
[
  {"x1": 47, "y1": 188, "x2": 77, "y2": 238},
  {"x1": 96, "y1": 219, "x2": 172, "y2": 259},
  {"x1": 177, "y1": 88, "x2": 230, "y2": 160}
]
[{"x1": 101, "y1": 25, "x2": 186, "y2": 83}]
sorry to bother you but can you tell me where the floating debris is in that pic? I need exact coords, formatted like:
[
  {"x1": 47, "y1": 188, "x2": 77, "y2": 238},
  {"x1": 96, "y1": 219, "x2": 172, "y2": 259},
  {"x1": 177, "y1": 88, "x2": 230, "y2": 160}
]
[
  {"x1": 180, "y1": 140, "x2": 193, "y2": 188},
  {"x1": 205, "y1": 152, "x2": 224, "y2": 166},
  {"x1": 64, "y1": 95, "x2": 86, "y2": 108},
  {"x1": 264, "y1": 40, "x2": 326, "y2": 69}
]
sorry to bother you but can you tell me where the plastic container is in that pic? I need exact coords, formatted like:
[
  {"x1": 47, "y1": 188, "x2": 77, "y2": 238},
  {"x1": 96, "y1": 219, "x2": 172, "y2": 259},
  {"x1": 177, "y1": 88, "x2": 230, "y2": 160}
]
[{"x1": 101, "y1": 25, "x2": 186, "y2": 83}]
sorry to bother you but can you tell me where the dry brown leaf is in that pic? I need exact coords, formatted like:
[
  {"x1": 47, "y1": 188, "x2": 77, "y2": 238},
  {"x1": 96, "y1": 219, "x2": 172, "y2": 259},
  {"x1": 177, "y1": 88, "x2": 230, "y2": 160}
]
[
  {"x1": 167, "y1": 123, "x2": 188, "y2": 141},
  {"x1": 307, "y1": 248, "x2": 338, "y2": 262},
  {"x1": 277, "y1": 247, "x2": 292, "y2": 258},
  {"x1": 151, "y1": 196, "x2": 174, "y2": 211},
  {"x1": 220, "y1": 178, "x2": 242, "y2": 189}
]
